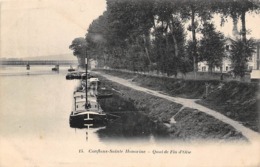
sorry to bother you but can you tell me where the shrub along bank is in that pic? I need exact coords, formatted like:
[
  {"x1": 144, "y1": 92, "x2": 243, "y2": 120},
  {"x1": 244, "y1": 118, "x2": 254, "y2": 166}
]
[
  {"x1": 197, "y1": 81, "x2": 259, "y2": 132},
  {"x1": 96, "y1": 69, "x2": 259, "y2": 132}
]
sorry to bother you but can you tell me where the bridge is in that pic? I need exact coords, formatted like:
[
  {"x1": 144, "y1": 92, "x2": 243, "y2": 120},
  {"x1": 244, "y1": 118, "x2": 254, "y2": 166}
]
[{"x1": 0, "y1": 60, "x2": 78, "y2": 66}]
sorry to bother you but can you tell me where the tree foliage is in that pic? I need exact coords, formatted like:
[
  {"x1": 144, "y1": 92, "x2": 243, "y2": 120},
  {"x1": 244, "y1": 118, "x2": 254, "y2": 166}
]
[
  {"x1": 78, "y1": 0, "x2": 260, "y2": 78},
  {"x1": 69, "y1": 37, "x2": 87, "y2": 67},
  {"x1": 86, "y1": 12, "x2": 109, "y2": 67},
  {"x1": 198, "y1": 23, "x2": 226, "y2": 72},
  {"x1": 230, "y1": 38, "x2": 256, "y2": 78},
  {"x1": 213, "y1": 0, "x2": 259, "y2": 41},
  {"x1": 179, "y1": 0, "x2": 213, "y2": 74}
]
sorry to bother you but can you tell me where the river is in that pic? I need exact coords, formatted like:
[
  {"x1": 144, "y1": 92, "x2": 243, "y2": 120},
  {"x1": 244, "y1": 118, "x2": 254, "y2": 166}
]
[{"x1": 0, "y1": 65, "x2": 171, "y2": 166}]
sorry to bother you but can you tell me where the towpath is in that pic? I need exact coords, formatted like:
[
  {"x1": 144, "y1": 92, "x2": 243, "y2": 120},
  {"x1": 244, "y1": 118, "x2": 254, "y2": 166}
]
[{"x1": 94, "y1": 71, "x2": 260, "y2": 143}]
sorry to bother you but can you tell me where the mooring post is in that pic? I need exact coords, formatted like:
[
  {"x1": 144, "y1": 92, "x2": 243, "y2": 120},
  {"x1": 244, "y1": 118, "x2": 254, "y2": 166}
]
[{"x1": 205, "y1": 82, "x2": 210, "y2": 98}]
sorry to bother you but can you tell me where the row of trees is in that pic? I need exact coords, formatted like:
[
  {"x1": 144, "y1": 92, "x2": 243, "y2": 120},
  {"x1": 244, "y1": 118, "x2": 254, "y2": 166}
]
[{"x1": 70, "y1": 0, "x2": 259, "y2": 78}]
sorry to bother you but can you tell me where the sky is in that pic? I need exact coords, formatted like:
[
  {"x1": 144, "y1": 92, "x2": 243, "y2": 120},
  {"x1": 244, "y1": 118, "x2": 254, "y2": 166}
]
[
  {"x1": 0, "y1": 0, "x2": 259, "y2": 59},
  {"x1": 0, "y1": 0, "x2": 107, "y2": 59}
]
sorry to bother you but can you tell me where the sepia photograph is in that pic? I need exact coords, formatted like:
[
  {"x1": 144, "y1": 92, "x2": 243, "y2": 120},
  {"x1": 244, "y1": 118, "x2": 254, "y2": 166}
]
[{"x1": 0, "y1": 0, "x2": 260, "y2": 166}]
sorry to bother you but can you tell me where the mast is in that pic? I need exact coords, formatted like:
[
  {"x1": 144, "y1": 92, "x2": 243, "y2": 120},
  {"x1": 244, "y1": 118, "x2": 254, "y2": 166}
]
[{"x1": 85, "y1": 57, "x2": 88, "y2": 109}]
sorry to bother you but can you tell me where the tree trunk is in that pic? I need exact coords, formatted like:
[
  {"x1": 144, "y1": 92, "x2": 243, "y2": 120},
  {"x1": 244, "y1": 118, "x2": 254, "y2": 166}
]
[
  {"x1": 232, "y1": 16, "x2": 239, "y2": 38},
  {"x1": 191, "y1": 8, "x2": 198, "y2": 78},
  {"x1": 208, "y1": 64, "x2": 213, "y2": 74},
  {"x1": 170, "y1": 16, "x2": 178, "y2": 58},
  {"x1": 172, "y1": 35, "x2": 178, "y2": 57},
  {"x1": 142, "y1": 34, "x2": 152, "y2": 65},
  {"x1": 240, "y1": 10, "x2": 247, "y2": 79},
  {"x1": 241, "y1": 11, "x2": 247, "y2": 43},
  {"x1": 165, "y1": 22, "x2": 169, "y2": 49}
]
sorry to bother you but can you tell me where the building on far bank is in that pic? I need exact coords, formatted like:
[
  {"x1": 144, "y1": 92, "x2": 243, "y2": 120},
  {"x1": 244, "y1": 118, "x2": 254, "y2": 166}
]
[
  {"x1": 198, "y1": 39, "x2": 260, "y2": 74},
  {"x1": 253, "y1": 40, "x2": 260, "y2": 70},
  {"x1": 198, "y1": 22, "x2": 260, "y2": 76},
  {"x1": 198, "y1": 37, "x2": 233, "y2": 73},
  {"x1": 89, "y1": 59, "x2": 98, "y2": 69}
]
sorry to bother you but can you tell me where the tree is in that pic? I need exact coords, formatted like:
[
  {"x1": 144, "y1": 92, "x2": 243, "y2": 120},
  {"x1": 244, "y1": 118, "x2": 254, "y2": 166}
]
[
  {"x1": 198, "y1": 22, "x2": 226, "y2": 73},
  {"x1": 151, "y1": 0, "x2": 190, "y2": 76},
  {"x1": 107, "y1": 0, "x2": 155, "y2": 70},
  {"x1": 69, "y1": 37, "x2": 87, "y2": 68},
  {"x1": 180, "y1": 0, "x2": 213, "y2": 77},
  {"x1": 82, "y1": 0, "x2": 259, "y2": 78},
  {"x1": 86, "y1": 12, "x2": 109, "y2": 67},
  {"x1": 230, "y1": 38, "x2": 256, "y2": 79},
  {"x1": 212, "y1": 0, "x2": 259, "y2": 78},
  {"x1": 214, "y1": 0, "x2": 259, "y2": 42},
  {"x1": 184, "y1": 40, "x2": 196, "y2": 73}
]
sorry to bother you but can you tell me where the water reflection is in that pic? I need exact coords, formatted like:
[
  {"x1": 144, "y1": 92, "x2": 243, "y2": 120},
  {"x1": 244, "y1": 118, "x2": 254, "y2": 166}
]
[
  {"x1": 83, "y1": 124, "x2": 106, "y2": 142},
  {"x1": 0, "y1": 65, "x2": 64, "y2": 76},
  {"x1": 97, "y1": 93, "x2": 169, "y2": 141},
  {"x1": 69, "y1": 79, "x2": 169, "y2": 142}
]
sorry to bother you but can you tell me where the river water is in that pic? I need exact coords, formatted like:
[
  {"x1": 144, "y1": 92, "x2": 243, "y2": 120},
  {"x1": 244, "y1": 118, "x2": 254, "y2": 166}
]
[{"x1": 0, "y1": 65, "x2": 173, "y2": 166}]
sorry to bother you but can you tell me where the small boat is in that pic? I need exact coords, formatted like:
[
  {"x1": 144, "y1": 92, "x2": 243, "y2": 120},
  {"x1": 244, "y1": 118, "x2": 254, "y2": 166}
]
[
  {"x1": 68, "y1": 66, "x2": 75, "y2": 72},
  {"x1": 81, "y1": 72, "x2": 94, "y2": 80},
  {"x1": 81, "y1": 78, "x2": 113, "y2": 99},
  {"x1": 65, "y1": 72, "x2": 92, "y2": 80},
  {"x1": 81, "y1": 77, "x2": 100, "y2": 90},
  {"x1": 66, "y1": 71, "x2": 84, "y2": 80},
  {"x1": 52, "y1": 65, "x2": 59, "y2": 71}
]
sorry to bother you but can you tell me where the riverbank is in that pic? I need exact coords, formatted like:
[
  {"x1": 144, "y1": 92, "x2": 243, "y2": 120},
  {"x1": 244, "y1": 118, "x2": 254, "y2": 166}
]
[
  {"x1": 95, "y1": 69, "x2": 259, "y2": 133},
  {"x1": 95, "y1": 72, "x2": 247, "y2": 141}
]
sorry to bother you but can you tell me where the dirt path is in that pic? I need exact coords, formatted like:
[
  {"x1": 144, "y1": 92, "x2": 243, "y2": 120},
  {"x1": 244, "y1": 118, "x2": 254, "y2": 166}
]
[{"x1": 94, "y1": 71, "x2": 260, "y2": 143}]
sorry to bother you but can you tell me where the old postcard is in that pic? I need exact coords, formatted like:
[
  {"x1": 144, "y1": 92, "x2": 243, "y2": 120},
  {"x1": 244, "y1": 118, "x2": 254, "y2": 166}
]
[{"x1": 0, "y1": 0, "x2": 259, "y2": 167}]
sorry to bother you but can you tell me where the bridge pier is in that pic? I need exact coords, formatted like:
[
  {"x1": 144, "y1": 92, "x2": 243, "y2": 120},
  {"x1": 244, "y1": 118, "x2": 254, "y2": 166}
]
[{"x1": 26, "y1": 64, "x2": 30, "y2": 70}]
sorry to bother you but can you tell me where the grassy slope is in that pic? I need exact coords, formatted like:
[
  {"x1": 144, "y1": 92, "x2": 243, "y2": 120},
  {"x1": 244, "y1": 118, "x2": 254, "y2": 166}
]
[
  {"x1": 197, "y1": 81, "x2": 259, "y2": 131},
  {"x1": 96, "y1": 69, "x2": 259, "y2": 132},
  {"x1": 97, "y1": 74, "x2": 246, "y2": 140}
]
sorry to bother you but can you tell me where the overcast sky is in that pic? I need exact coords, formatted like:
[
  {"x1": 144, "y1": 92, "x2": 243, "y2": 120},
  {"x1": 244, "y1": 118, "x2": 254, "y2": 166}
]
[
  {"x1": 0, "y1": 0, "x2": 259, "y2": 59},
  {"x1": 0, "y1": 0, "x2": 107, "y2": 58}
]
